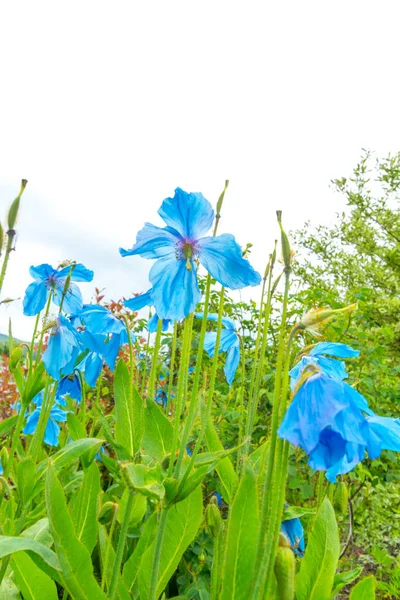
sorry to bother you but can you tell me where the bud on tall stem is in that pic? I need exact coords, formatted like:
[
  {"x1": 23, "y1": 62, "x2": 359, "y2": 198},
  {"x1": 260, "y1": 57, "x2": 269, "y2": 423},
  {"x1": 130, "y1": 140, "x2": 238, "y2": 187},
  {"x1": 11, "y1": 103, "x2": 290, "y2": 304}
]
[
  {"x1": 276, "y1": 211, "x2": 291, "y2": 271},
  {"x1": 0, "y1": 179, "x2": 28, "y2": 297}
]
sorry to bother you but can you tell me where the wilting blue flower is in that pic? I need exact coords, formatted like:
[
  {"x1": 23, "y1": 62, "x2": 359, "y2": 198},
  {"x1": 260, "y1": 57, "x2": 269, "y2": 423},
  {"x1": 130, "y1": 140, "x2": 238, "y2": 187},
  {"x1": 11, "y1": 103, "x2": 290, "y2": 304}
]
[
  {"x1": 23, "y1": 392, "x2": 68, "y2": 447},
  {"x1": 23, "y1": 263, "x2": 94, "y2": 316},
  {"x1": 42, "y1": 315, "x2": 82, "y2": 380},
  {"x1": 124, "y1": 289, "x2": 171, "y2": 332},
  {"x1": 56, "y1": 373, "x2": 82, "y2": 405},
  {"x1": 290, "y1": 342, "x2": 360, "y2": 390},
  {"x1": 281, "y1": 517, "x2": 305, "y2": 556},
  {"x1": 120, "y1": 188, "x2": 261, "y2": 321},
  {"x1": 196, "y1": 313, "x2": 240, "y2": 386}
]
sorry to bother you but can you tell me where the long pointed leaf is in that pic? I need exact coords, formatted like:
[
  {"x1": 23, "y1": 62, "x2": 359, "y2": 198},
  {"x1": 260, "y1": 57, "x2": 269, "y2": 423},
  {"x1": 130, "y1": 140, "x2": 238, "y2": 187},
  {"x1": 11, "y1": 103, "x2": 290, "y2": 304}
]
[{"x1": 11, "y1": 551, "x2": 58, "y2": 600}]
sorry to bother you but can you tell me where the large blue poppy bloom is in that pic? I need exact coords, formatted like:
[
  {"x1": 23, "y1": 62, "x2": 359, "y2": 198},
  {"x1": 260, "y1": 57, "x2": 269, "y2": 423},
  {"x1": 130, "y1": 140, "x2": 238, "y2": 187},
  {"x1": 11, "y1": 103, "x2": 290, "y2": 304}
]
[
  {"x1": 195, "y1": 312, "x2": 240, "y2": 386},
  {"x1": 120, "y1": 188, "x2": 261, "y2": 321},
  {"x1": 278, "y1": 372, "x2": 373, "y2": 482},
  {"x1": 42, "y1": 315, "x2": 82, "y2": 380},
  {"x1": 281, "y1": 517, "x2": 305, "y2": 556},
  {"x1": 23, "y1": 263, "x2": 94, "y2": 316},
  {"x1": 124, "y1": 289, "x2": 171, "y2": 333},
  {"x1": 23, "y1": 392, "x2": 68, "y2": 447},
  {"x1": 56, "y1": 373, "x2": 82, "y2": 405},
  {"x1": 290, "y1": 342, "x2": 360, "y2": 390}
]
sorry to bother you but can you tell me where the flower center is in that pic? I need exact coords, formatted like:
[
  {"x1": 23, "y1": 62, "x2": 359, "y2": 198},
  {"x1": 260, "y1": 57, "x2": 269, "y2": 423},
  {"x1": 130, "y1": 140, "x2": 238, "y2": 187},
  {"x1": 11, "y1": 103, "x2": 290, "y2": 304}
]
[{"x1": 176, "y1": 240, "x2": 199, "y2": 270}]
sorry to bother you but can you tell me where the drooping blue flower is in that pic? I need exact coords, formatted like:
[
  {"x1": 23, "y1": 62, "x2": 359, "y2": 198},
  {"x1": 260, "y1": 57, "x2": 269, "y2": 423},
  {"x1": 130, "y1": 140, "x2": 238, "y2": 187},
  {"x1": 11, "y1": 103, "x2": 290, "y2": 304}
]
[
  {"x1": 195, "y1": 312, "x2": 240, "y2": 386},
  {"x1": 23, "y1": 263, "x2": 94, "y2": 316},
  {"x1": 363, "y1": 416, "x2": 400, "y2": 459},
  {"x1": 290, "y1": 342, "x2": 360, "y2": 390},
  {"x1": 278, "y1": 372, "x2": 374, "y2": 482},
  {"x1": 42, "y1": 315, "x2": 82, "y2": 380},
  {"x1": 56, "y1": 373, "x2": 82, "y2": 405},
  {"x1": 120, "y1": 188, "x2": 261, "y2": 321},
  {"x1": 23, "y1": 392, "x2": 68, "y2": 447},
  {"x1": 281, "y1": 517, "x2": 305, "y2": 556},
  {"x1": 124, "y1": 289, "x2": 171, "y2": 333}
]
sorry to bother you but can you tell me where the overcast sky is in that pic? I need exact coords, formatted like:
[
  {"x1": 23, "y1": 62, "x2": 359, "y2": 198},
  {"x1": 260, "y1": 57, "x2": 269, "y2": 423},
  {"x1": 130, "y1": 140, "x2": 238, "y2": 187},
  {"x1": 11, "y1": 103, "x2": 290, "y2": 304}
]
[{"x1": 1, "y1": 1, "x2": 400, "y2": 340}]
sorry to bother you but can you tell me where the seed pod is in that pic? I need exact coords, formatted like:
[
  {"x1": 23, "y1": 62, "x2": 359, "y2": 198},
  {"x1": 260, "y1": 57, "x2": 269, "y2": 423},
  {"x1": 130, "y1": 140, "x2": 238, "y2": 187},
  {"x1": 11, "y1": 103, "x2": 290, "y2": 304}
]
[
  {"x1": 9, "y1": 346, "x2": 23, "y2": 372},
  {"x1": 98, "y1": 501, "x2": 118, "y2": 524},
  {"x1": 333, "y1": 481, "x2": 348, "y2": 516},
  {"x1": 205, "y1": 502, "x2": 222, "y2": 537},
  {"x1": 274, "y1": 537, "x2": 295, "y2": 600}
]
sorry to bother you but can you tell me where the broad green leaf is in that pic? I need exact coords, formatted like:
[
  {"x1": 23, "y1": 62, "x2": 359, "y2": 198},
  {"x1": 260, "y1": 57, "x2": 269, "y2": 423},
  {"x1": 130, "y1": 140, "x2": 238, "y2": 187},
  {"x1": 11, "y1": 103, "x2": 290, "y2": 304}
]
[
  {"x1": 350, "y1": 576, "x2": 376, "y2": 599},
  {"x1": 11, "y1": 551, "x2": 58, "y2": 600},
  {"x1": 114, "y1": 359, "x2": 144, "y2": 456},
  {"x1": 16, "y1": 456, "x2": 36, "y2": 506},
  {"x1": 21, "y1": 518, "x2": 53, "y2": 547},
  {"x1": 194, "y1": 440, "x2": 247, "y2": 467},
  {"x1": 296, "y1": 498, "x2": 340, "y2": 600},
  {"x1": 142, "y1": 398, "x2": 173, "y2": 460},
  {"x1": 0, "y1": 415, "x2": 18, "y2": 437},
  {"x1": 37, "y1": 438, "x2": 103, "y2": 476},
  {"x1": 123, "y1": 463, "x2": 165, "y2": 500},
  {"x1": 248, "y1": 441, "x2": 268, "y2": 475},
  {"x1": 205, "y1": 420, "x2": 238, "y2": 504},
  {"x1": 122, "y1": 512, "x2": 158, "y2": 594},
  {"x1": 332, "y1": 567, "x2": 363, "y2": 596},
  {"x1": 0, "y1": 536, "x2": 60, "y2": 571},
  {"x1": 45, "y1": 464, "x2": 107, "y2": 600},
  {"x1": 98, "y1": 525, "x2": 131, "y2": 599},
  {"x1": 23, "y1": 362, "x2": 46, "y2": 404},
  {"x1": 220, "y1": 465, "x2": 260, "y2": 600},
  {"x1": 69, "y1": 462, "x2": 100, "y2": 553},
  {"x1": 67, "y1": 413, "x2": 86, "y2": 440},
  {"x1": 117, "y1": 489, "x2": 147, "y2": 526},
  {"x1": 138, "y1": 486, "x2": 203, "y2": 599}
]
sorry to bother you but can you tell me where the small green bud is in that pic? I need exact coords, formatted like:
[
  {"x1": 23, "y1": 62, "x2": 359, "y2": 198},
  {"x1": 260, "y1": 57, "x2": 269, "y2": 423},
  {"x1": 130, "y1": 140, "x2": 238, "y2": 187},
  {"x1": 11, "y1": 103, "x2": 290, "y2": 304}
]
[
  {"x1": 7, "y1": 180, "x2": 27, "y2": 231},
  {"x1": 198, "y1": 552, "x2": 206, "y2": 563},
  {"x1": 98, "y1": 501, "x2": 118, "y2": 524},
  {"x1": 0, "y1": 447, "x2": 9, "y2": 471},
  {"x1": 276, "y1": 211, "x2": 291, "y2": 271},
  {"x1": 205, "y1": 502, "x2": 222, "y2": 537},
  {"x1": 271, "y1": 239, "x2": 278, "y2": 268},
  {"x1": 274, "y1": 542, "x2": 295, "y2": 600},
  {"x1": 271, "y1": 272, "x2": 283, "y2": 296},
  {"x1": 333, "y1": 481, "x2": 348, "y2": 515},
  {"x1": 9, "y1": 346, "x2": 23, "y2": 372},
  {"x1": 216, "y1": 180, "x2": 229, "y2": 217}
]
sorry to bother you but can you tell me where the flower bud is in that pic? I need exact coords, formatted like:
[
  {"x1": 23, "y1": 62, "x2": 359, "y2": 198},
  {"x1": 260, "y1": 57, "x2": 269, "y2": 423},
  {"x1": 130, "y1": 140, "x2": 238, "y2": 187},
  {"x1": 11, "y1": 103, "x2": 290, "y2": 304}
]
[
  {"x1": 333, "y1": 481, "x2": 348, "y2": 516},
  {"x1": 205, "y1": 502, "x2": 222, "y2": 537},
  {"x1": 7, "y1": 180, "x2": 27, "y2": 231},
  {"x1": 98, "y1": 501, "x2": 118, "y2": 524},
  {"x1": 300, "y1": 303, "x2": 357, "y2": 336},
  {"x1": 0, "y1": 447, "x2": 9, "y2": 472},
  {"x1": 274, "y1": 538, "x2": 295, "y2": 600},
  {"x1": 9, "y1": 346, "x2": 23, "y2": 372},
  {"x1": 216, "y1": 180, "x2": 229, "y2": 217},
  {"x1": 276, "y1": 211, "x2": 291, "y2": 271}
]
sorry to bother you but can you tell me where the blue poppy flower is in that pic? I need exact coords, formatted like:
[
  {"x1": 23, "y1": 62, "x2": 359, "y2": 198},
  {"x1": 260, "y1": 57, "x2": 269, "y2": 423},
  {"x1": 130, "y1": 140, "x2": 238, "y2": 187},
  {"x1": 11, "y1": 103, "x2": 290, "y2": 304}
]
[
  {"x1": 56, "y1": 373, "x2": 82, "y2": 405},
  {"x1": 213, "y1": 492, "x2": 223, "y2": 507},
  {"x1": 363, "y1": 416, "x2": 400, "y2": 459},
  {"x1": 23, "y1": 393, "x2": 68, "y2": 447},
  {"x1": 281, "y1": 517, "x2": 305, "y2": 556},
  {"x1": 195, "y1": 312, "x2": 240, "y2": 386},
  {"x1": 42, "y1": 315, "x2": 82, "y2": 380},
  {"x1": 290, "y1": 342, "x2": 360, "y2": 390},
  {"x1": 120, "y1": 188, "x2": 261, "y2": 321},
  {"x1": 124, "y1": 289, "x2": 172, "y2": 332},
  {"x1": 154, "y1": 388, "x2": 168, "y2": 408},
  {"x1": 23, "y1": 263, "x2": 94, "y2": 316},
  {"x1": 278, "y1": 372, "x2": 373, "y2": 482}
]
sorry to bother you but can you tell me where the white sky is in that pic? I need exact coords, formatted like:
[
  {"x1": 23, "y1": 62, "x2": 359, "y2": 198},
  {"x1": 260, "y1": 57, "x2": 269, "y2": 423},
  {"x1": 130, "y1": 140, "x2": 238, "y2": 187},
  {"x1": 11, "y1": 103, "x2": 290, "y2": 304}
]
[{"x1": 1, "y1": 1, "x2": 400, "y2": 340}]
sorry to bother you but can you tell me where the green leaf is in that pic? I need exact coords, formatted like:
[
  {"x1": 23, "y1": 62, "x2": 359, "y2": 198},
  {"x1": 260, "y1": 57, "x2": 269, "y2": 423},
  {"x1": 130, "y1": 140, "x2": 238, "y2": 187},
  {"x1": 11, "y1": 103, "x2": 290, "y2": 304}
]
[
  {"x1": 138, "y1": 487, "x2": 204, "y2": 599},
  {"x1": 23, "y1": 362, "x2": 46, "y2": 404},
  {"x1": 16, "y1": 456, "x2": 36, "y2": 506},
  {"x1": 142, "y1": 398, "x2": 173, "y2": 460},
  {"x1": 123, "y1": 463, "x2": 165, "y2": 500},
  {"x1": 67, "y1": 413, "x2": 87, "y2": 441},
  {"x1": 37, "y1": 438, "x2": 103, "y2": 476},
  {"x1": 114, "y1": 359, "x2": 144, "y2": 456},
  {"x1": 69, "y1": 462, "x2": 100, "y2": 553},
  {"x1": 0, "y1": 536, "x2": 60, "y2": 571},
  {"x1": 350, "y1": 576, "x2": 376, "y2": 599},
  {"x1": 283, "y1": 506, "x2": 316, "y2": 520},
  {"x1": 296, "y1": 498, "x2": 340, "y2": 600},
  {"x1": 122, "y1": 512, "x2": 158, "y2": 594},
  {"x1": 220, "y1": 465, "x2": 260, "y2": 600},
  {"x1": 0, "y1": 415, "x2": 18, "y2": 437},
  {"x1": 205, "y1": 420, "x2": 238, "y2": 504},
  {"x1": 45, "y1": 464, "x2": 107, "y2": 599},
  {"x1": 21, "y1": 519, "x2": 53, "y2": 548},
  {"x1": 117, "y1": 489, "x2": 147, "y2": 526},
  {"x1": 332, "y1": 567, "x2": 363, "y2": 596},
  {"x1": 11, "y1": 551, "x2": 58, "y2": 600},
  {"x1": 248, "y1": 441, "x2": 268, "y2": 475},
  {"x1": 0, "y1": 576, "x2": 21, "y2": 599}
]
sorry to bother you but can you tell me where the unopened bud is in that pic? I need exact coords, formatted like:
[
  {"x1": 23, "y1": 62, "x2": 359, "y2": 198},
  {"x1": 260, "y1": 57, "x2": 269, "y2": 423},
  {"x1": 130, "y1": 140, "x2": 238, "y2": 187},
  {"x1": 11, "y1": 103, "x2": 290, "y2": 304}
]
[
  {"x1": 300, "y1": 303, "x2": 358, "y2": 336},
  {"x1": 274, "y1": 541, "x2": 295, "y2": 600},
  {"x1": 9, "y1": 346, "x2": 23, "y2": 372},
  {"x1": 98, "y1": 501, "x2": 118, "y2": 524},
  {"x1": 333, "y1": 481, "x2": 348, "y2": 516},
  {"x1": 7, "y1": 180, "x2": 27, "y2": 230},
  {"x1": 205, "y1": 502, "x2": 222, "y2": 537},
  {"x1": 0, "y1": 447, "x2": 9, "y2": 471},
  {"x1": 216, "y1": 180, "x2": 229, "y2": 217},
  {"x1": 276, "y1": 211, "x2": 291, "y2": 271},
  {"x1": 271, "y1": 272, "x2": 283, "y2": 296},
  {"x1": 271, "y1": 240, "x2": 278, "y2": 268}
]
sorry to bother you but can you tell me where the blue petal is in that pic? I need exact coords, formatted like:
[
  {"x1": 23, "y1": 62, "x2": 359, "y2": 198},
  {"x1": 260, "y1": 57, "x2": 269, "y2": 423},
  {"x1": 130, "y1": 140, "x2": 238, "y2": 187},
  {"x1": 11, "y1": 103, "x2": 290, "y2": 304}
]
[
  {"x1": 120, "y1": 223, "x2": 179, "y2": 259},
  {"x1": 43, "y1": 419, "x2": 61, "y2": 446},
  {"x1": 32, "y1": 392, "x2": 44, "y2": 407},
  {"x1": 102, "y1": 330, "x2": 129, "y2": 370},
  {"x1": 204, "y1": 332, "x2": 218, "y2": 357},
  {"x1": 194, "y1": 312, "x2": 236, "y2": 331},
  {"x1": 124, "y1": 289, "x2": 153, "y2": 311},
  {"x1": 49, "y1": 405, "x2": 69, "y2": 423},
  {"x1": 289, "y1": 355, "x2": 349, "y2": 390},
  {"x1": 219, "y1": 329, "x2": 239, "y2": 353},
  {"x1": 225, "y1": 342, "x2": 240, "y2": 386},
  {"x1": 53, "y1": 281, "x2": 84, "y2": 314},
  {"x1": 29, "y1": 264, "x2": 55, "y2": 281},
  {"x1": 80, "y1": 353, "x2": 103, "y2": 388},
  {"x1": 147, "y1": 314, "x2": 171, "y2": 333},
  {"x1": 158, "y1": 188, "x2": 214, "y2": 240},
  {"x1": 56, "y1": 374, "x2": 82, "y2": 403},
  {"x1": 76, "y1": 305, "x2": 126, "y2": 335},
  {"x1": 281, "y1": 517, "x2": 305, "y2": 555},
  {"x1": 308, "y1": 429, "x2": 365, "y2": 483},
  {"x1": 57, "y1": 263, "x2": 94, "y2": 282},
  {"x1": 364, "y1": 416, "x2": 400, "y2": 459},
  {"x1": 23, "y1": 281, "x2": 49, "y2": 316},
  {"x1": 23, "y1": 409, "x2": 40, "y2": 435},
  {"x1": 42, "y1": 316, "x2": 81, "y2": 379},
  {"x1": 199, "y1": 234, "x2": 261, "y2": 290},
  {"x1": 310, "y1": 342, "x2": 360, "y2": 359},
  {"x1": 149, "y1": 255, "x2": 201, "y2": 321}
]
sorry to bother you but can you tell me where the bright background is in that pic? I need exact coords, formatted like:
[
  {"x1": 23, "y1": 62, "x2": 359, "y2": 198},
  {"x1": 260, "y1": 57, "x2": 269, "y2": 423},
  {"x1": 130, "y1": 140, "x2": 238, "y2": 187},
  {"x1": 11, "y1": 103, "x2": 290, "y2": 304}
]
[{"x1": 1, "y1": 1, "x2": 400, "y2": 339}]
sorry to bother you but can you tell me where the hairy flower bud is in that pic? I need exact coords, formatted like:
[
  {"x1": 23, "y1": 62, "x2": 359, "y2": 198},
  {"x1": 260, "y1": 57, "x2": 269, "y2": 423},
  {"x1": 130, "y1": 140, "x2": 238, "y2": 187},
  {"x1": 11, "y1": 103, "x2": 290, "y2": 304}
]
[
  {"x1": 9, "y1": 346, "x2": 23, "y2": 372},
  {"x1": 205, "y1": 502, "x2": 222, "y2": 537},
  {"x1": 7, "y1": 179, "x2": 27, "y2": 231},
  {"x1": 300, "y1": 303, "x2": 358, "y2": 336},
  {"x1": 276, "y1": 211, "x2": 291, "y2": 271},
  {"x1": 333, "y1": 481, "x2": 348, "y2": 516},
  {"x1": 274, "y1": 536, "x2": 295, "y2": 600},
  {"x1": 0, "y1": 447, "x2": 9, "y2": 471},
  {"x1": 98, "y1": 501, "x2": 118, "y2": 524}
]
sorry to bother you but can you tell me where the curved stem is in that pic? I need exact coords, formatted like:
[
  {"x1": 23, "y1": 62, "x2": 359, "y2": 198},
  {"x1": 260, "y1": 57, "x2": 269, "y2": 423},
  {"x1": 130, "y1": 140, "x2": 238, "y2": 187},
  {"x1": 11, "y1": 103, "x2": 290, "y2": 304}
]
[{"x1": 109, "y1": 492, "x2": 134, "y2": 599}]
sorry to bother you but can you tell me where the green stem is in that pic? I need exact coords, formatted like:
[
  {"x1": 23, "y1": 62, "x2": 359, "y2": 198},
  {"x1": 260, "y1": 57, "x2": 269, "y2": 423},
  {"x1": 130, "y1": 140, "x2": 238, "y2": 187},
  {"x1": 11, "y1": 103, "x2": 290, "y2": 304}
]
[
  {"x1": 140, "y1": 309, "x2": 152, "y2": 397},
  {"x1": 89, "y1": 374, "x2": 103, "y2": 437},
  {"x1": 28, "y1": 312, "x2": 41, "y2": 377},
  {"x1": 109, "y1": 493, "x2": 134, "y2": 599},
  {"x1": 78, "y1": 371, "x2": 86, "y2": 425},
  {"x1": 210, "y1": 527, "x2": 224, "y2": 600},
  {"x1": 101, "y1": 505, "x2": 119, "y2": 591},
  {"x1": 147, "y1": 319, "x2": 163, "y2": 402},
  {"x1": 248, "y1": 260, "x2": 269, "y2": 401},
  {"x1": 148, "y1": 507, "x2": 168, "y2": 600},
  {"x1": 29, "y1": 381, "x2": 56, "y2": 463},
  {"x1": 35, "y1": 292, "x2": 53, "y2": 366},
  {"x1": 166, "y1": 321, "x2": 178, "y2": 412}
]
